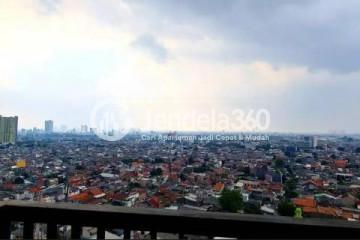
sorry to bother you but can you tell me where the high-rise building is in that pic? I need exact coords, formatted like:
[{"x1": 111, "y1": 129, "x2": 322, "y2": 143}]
[
  {"x1": 312, "y1": 136, "x2": 318, "y2": 148},
  {"x1": 303, "y1": 136, "x2": 318, "y2": 149},
  {"x1": 45, "y1": 120, "x2": 54, "y2": 133},
  {"x1": 81, "y1": 125, "x2": 88, "y2": 133},
  {"x1": 90, "y1": 128, "x2": 96, "y2": 134},
  {"x1": 0, "y1": 115, "x2": 18, "y2": 144}
]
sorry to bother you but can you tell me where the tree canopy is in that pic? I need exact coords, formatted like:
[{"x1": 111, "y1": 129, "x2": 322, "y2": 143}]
[
  {"x1": 243, "y1": 201, "x2": 261, "y2": 214},
  {"x1": 219, "y1": 189, "x2": 243, "y2": 213},
  {"x1": 150, "y1": 168, "x2": 163, "y2": 177},
  {"x1": 284, "y1": 178, "x2": 298, "y2": 199},
  {"x1": 277, "y1": 200, "x2": 296, "y2": 216}
]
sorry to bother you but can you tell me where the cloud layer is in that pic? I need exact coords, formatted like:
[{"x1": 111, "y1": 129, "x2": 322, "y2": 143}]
[{"x1": 0, "y1": 0, "x2": 359, "y2": 133}]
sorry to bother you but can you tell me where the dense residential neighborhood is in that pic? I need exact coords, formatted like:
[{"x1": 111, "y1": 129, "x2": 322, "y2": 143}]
[{"x1": 1, "y1": 131, "x2": 360, "y2": 226}]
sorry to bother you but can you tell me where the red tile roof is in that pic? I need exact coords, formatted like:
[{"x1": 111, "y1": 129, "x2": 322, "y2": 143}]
[
  {"x1": 89, "y1": 188, "x2": 104, "y2": 197},
  {"x1": 293, "y1": 198, "x2": 317, "y2": 208},
  {"x1": 306, "y1": 179, "x2": 325, "y2": 188},
  {"x1": 334, "y1": 160, "x2": 347, "y2": 168},
  {"x1": 302, "y1": 206, "x2": 339, "y2": 217},
  {"x1": 69, "y1": 192, "x2": 90, "y2": 203},
  {"x1": 317, "y1": 206, "x2": 338, "y2": 217},
  {"x1": 302, "y1": 207, "x2": 318, "y2": 214},
  {"x1": 269, "y1": 183, "x2": 283, "y2": 193},
  {"x1": 29, "y1": 187, "x2": 41, "y2": 193},
  {"x1": 148, "y1": 196, "x2": 160, "y2": 208},
  {"x1": 213, "y1": 182, "x2": 225, "y2": 192}
]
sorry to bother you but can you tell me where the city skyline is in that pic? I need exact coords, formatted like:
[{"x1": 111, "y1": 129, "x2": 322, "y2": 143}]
[
  {"x1": 1, "y1": 2, "x2": 360, "y2": 238},
  {"x1": 1, "y1": 1, "x2": 360, "y2": 133}
]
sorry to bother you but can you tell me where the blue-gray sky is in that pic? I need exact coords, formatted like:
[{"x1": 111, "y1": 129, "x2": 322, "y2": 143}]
[{"x1": 1, "y1": 0, "x2": 360, "y2": 133}]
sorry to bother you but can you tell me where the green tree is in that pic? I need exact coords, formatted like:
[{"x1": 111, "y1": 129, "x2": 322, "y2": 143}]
[
  {"x1": 14, "y1": 177, "x2": 24, "y2": 185},
  {"x1": 150, "y1": 168, "x2": 163, "y2": 177},
  {"x1": 154, "y1": 157, "x2": 164, "y2": 163},
  {"x1": 277, "y1": 200, "x2": 296, "y2": 216},
  {"x1": 188, "y1": 155, "x2": 194, "y2": 165},
  {"x1": 193, "y1": 164, "x2": 208, "y2": 173},
  {"x1": 275, "y1": 158, "x2": 285, "y2": 169},
  {"x1": 121, "y1": 158, "x2": 133, "y2": 165},
  {"x1": 219, "y1": 189, "x2": 243, "y2": 213},
  {"x1": 284, "y1": 178, "x2": 298, "y2": 199},
  {"x1": 337, "y1": 147, "x2": 345, "y2": 152},
  {"x1": 243, "y1": 202, "x2": 261, "y2": 214},
  {"x1": 128, "y1": 182, "x2": 141, "y2": 189}
]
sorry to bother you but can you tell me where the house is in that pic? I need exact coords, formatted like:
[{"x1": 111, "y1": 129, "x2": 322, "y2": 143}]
[
  {"x1": 148, "y1": 196, "x2": 160, "y2": 208},
  {"x1": 315, "y1": 193, "x2": 337, "y2": 206},
  {"x1": 304, "y1": 179, "x2": 327, "y2": 192},
  {"x1": 69, "y1": 192, "x2": 90, "y2": 203},
  {"x1": 265, "y1": 171, "x2": 282, "y2": 183},
  {"x1": 130, "y1": 188, "x2": 147, "y2": 202},
  {"x1": 336, "y1": 173, "x2": 353, "y2": 183},
  {"x1": 69, "y1": 188, "x2": 105, "y2": 204},
  {"x1": 88, "y1": 188, "x2": 106, "y2": 199},
  {"x1": 335, "y1": 195, "x2": 357, "y2": 208},
  {"x1": 334, "y1": 160, "x2": 347, "y2": 169},
  {"x1": 261, "y1": 205, "x2": 275, "y2": 215},
  {"x1": 183, "y1": 193, "x2": 200, "y2": 206},
  {"x1": 213, "y1": 182, "x2": 225, "y2": 193},
  {"x1": 302, "y1": 206, "x2": 360, "y2": 221},
  {"x1": 268, "y1": 183, "x2": 283, "y2": 194},
  {"x1": 255, "y1": 191, "x2": 272, "y2": 203},
  {"x1": 293, "y1": 198, "x2": 317, "y2": 208},
  {"x1": 302, "y1": 206, "x2": 339, "y2": 218}
]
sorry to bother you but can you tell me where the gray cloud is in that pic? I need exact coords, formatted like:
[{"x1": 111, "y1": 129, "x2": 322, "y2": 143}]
[
  {"x1": 131, "y1": 34, "x2": 169, "y2": 63},
  {"x1": 126, "y1": 0, "x2": 360, "y2": 72},
  {"x1": 4, "y1": 1, "x2": 360, "y2": 132},
  {"x1": 38, "y1": 0, "x2": 62, "y2": 13}
]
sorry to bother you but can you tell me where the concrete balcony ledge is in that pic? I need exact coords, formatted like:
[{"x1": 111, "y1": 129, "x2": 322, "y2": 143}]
[{"x1": 0, "y1": 200, "x2": 359, "y2": 239}]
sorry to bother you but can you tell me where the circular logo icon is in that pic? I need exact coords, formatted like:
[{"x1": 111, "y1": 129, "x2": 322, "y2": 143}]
[{"x1": 90, "y1": 100, "x2": 132, "y2": 141}]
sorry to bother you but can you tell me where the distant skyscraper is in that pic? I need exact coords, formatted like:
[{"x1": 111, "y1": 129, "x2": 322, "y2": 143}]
[
  {"x1": 312, "y1": 136, "x2": 318, "y2": 148},
  {"x1": 303, "y1": 136, "x2": 317, "y2": 149},
  {"x1": 81, "y1": 125, "x2": 88, "y2": 133},
  {"x1": 0, "y1": 115, "x2": 18, "y2": 144},
  {"x1": 45, "y1": 120, "x2": 54, "y2": 133}
]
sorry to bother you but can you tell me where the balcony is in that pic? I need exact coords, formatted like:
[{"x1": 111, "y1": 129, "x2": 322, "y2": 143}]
[{"x1": 0, "y1": 200, "x2": 360, "y2": 239}]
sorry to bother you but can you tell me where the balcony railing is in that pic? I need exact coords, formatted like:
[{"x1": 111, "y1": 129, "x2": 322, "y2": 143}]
[{"x1": 0, "y1": 200, "x2": 360, "y2": 239}]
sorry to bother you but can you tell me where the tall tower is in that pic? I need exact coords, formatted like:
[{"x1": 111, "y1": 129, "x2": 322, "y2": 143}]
[
  {"x1": 45, "y1": 120, "x2": 54, "y2": 133},
  {"x1": 0, "y1": 115, "x2": 18, "y2": 144},
  {"x1": 81, "y1": 125, "x2": 88, "y2": 133}
]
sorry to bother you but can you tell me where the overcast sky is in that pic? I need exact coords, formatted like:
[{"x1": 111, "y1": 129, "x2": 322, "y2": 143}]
[{"x1": 1, "y1": 0, "x2": 360, "y2": 133}]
